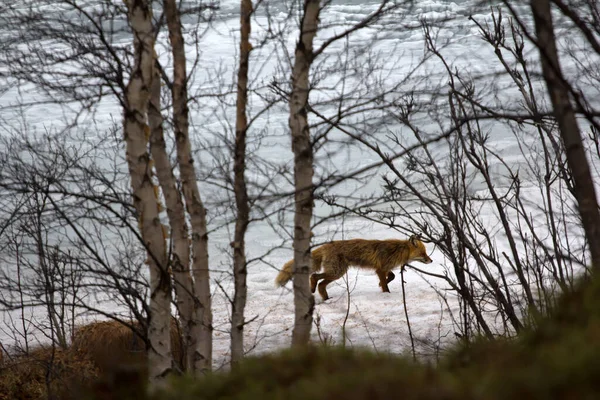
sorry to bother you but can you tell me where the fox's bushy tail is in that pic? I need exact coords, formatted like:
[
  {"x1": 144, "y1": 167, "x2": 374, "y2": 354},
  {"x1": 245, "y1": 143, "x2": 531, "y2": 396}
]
[
  {"x1": 275, "y1": 250, "x2": 323, "y2": 287},
  {"x1": 274, "y1": 259, "x2": 295, "y2": 287}
]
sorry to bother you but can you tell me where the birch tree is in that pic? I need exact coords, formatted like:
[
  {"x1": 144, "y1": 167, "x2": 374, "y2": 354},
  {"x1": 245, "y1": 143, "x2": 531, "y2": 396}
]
[
  {"x1": 289, "y1": 0, "x2": 321, "y2": 346},
  {"x1": 163, "y1": 0, "x2": 213, "y2": 374},
  {"x1": 230, "y1": 0, "x2": 252, "y2": 364},
  {"x1": 123, "y1": 0, "x2": 173, "y2": 384},
  {"x1": 148, "y1": 53, "x2": 196, "y2": 373}
]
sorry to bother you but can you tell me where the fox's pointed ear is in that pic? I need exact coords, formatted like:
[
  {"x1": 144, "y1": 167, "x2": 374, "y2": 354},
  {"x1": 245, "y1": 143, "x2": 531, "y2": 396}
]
[{"x1": 409, "y1": 234, "x2": 418, "y2": 246}]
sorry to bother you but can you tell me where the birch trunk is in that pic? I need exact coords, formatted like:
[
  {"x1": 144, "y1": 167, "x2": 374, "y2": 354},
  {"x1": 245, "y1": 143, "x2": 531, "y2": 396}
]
[
  {"x1": 124, "y1": 0, "x2": 172, "y2": 384},
  {"x1": 288, "y1": 0, "x2": 321, "y2": 347},
  {"x1": 163, "y1": 0, "x2": 212, "y2": 374},
  {"x1": 530, "y1": 0, "x2": 600, "y2": 271},
  {"x1": 230, "y1": 0, "x2": 252, "y2": 365},
  {"x1": 148, "y1": 58, "x2": 195, "y2": 373}
]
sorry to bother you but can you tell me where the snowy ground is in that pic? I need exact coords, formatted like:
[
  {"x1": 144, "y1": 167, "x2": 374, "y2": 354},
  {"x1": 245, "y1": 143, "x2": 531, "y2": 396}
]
[{"x1": 0, "y1": 0, "x2": 597, "y2": 370}]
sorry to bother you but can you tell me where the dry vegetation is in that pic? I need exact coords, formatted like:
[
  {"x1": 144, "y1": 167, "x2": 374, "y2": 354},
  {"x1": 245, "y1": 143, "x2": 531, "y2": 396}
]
[
  {"x1": 0, "y1": 346, "x2": 98, "y2": 400},
  {"x1": 71, "y1": 319, "x2": 184, "y2": 374},
  {"x1": 0, "y1": 318, "x2": 184, "y2": 399}
]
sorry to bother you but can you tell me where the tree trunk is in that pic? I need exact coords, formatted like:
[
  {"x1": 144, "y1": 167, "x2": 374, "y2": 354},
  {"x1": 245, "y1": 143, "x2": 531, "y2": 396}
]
[
  {"x1": 230, "y1": 0, "x2": 252, "y2": 366},
  {"x1": 530, "y1": 0, "x2": 600, "y2": 271},
  {"x1": 148, "y1": 57, "x2": 195, "y2": 373},
  {"x1": 288, "y1": 0, "x2": 321, "y2": 347},
  {"x1": 124, "y1": 0, "x2": 173, "y2": 385},
  {"x1": 163, "y1": 0, "x2": 212, "y2": 374}
]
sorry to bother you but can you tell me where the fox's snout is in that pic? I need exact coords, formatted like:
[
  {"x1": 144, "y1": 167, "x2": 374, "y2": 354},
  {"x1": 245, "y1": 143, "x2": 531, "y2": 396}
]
[{"x1": 415, "y1": 254, "x2": 433, "y2": 264}]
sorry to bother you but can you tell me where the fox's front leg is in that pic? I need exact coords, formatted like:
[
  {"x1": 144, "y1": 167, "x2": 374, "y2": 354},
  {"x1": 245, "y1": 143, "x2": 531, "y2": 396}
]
[
  {"x1": 376, "y1": 270, "x2": 391, "y2": 293},
  {"x1": 310, "y1": 273, "x2": 325, "y2": 293}
]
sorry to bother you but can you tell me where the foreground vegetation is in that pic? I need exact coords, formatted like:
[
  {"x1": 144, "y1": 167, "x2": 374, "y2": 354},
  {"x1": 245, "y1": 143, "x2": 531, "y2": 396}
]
[
  {"x1": 2, "y1": 274, "x2": 599, "y2": 399},
  {"x1": 159, "y1": 275, "x2": 600, "y2": 399}
]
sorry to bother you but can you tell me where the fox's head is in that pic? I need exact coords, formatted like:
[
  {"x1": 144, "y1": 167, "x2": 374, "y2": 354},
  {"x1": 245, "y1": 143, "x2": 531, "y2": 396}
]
[{"x1": 408, "y1": 234, "x2": 433, "y2": 264}]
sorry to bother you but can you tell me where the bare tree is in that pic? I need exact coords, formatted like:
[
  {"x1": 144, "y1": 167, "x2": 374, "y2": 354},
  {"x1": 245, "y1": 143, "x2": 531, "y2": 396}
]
[
  {"x1": 0, "y1": 0, "x2": 214, "y2": 376},
  {"x1": 529, "y1": 0, "x2": 600, "y2": 270},
  {"x1": 332, "y1": 6, "x2": 599, "y2": 341},
  {"x1": 148, "y1": 41, "x2": 195, "y2": 373},
  {"x1": 123, "y1": 0, "x2": 173, "y2": 384},
  {"x1": 162, "y1": 0, "x2": 213, "y2": 373},
  {"x1": 288, "y1": 0, "x2": 322, "y2": 347},
  {"x1": 0, "y1": 124, "x2": 154, "y2": 335},
  {"x1": 230, "y1": 0, "x2": 253, "y2": 365},
  {"x1": 0, "y1": 0, "x2": 216, "y2": 384}
]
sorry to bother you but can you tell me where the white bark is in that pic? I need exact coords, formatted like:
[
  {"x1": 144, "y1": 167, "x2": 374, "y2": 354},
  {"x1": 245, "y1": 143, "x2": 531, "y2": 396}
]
[
  {"x1": 148, "y1": 57, "x2": 195, "y2": 373},
  {"x1": 124, "y1": 0, "x2": 172, "y2": 385},
  {"x1": 288, "y1": 0, "x2": 321, "y2": 347},
  {"x1": 163, "y1": 0, "x2": 212, "y2": 374}
]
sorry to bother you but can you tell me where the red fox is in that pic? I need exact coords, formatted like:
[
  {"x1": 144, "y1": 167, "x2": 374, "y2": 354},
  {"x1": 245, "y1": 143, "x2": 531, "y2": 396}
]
[{"x1": 275, "y1": 235, "x2": 433, "y2": 300}]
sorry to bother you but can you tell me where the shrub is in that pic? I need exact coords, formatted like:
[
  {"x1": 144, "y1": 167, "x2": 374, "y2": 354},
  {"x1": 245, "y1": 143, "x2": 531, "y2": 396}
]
[
  {"x1": 71, "y1": 318, "x2": 184, "y2": 374},
  {"x1": 0, "y1": 346, "x2": 98, "y2": 400}
]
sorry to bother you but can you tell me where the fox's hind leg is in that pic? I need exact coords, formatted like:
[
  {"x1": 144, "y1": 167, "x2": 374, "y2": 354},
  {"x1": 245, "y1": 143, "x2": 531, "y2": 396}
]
[
  {"x1": 317, "y1": 276, "x2": 339, "y2": 301},
  {"x1": 316, "y1": 258, "x2": 346, "y2": 301}
]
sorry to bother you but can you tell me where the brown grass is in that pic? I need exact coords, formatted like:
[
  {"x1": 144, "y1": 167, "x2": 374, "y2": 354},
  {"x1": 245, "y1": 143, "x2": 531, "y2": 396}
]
[
  {"x1": 71, "y1": 318, "x2": 184, "y2": 373},
  {"x1": 0, "y1": 346, "x2": 99, "y2": 400},
  {"x1": 0, "y1": 318, "x2": 184, "y2": 400}
]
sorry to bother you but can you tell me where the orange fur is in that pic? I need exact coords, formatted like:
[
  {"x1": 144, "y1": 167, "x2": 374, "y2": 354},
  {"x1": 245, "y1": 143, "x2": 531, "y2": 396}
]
[{"x1": 275, "y1": 235, "x2": 433, "y2": 300}]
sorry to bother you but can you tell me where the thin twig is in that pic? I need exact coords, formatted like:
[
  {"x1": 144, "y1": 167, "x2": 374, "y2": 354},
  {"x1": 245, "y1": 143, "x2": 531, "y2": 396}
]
[{"x1": 401, "y1": 264, "x2": 416, "y2": 362}]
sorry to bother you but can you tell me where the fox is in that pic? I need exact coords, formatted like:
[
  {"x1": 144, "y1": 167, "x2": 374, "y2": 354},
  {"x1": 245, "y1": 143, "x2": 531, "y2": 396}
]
[{"x1": 275, "y1": 234, "x2": 433, "y2": 301}]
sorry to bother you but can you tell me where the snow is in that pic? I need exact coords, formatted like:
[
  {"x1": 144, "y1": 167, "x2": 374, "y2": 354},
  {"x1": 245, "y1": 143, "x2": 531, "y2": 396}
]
[{"x1": 0, "y1": 0, "x2": 598, "y2": 370}]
